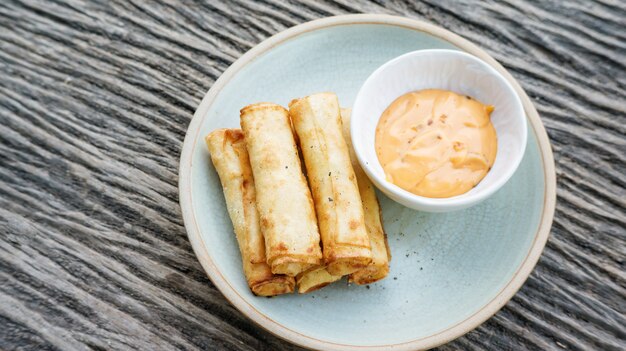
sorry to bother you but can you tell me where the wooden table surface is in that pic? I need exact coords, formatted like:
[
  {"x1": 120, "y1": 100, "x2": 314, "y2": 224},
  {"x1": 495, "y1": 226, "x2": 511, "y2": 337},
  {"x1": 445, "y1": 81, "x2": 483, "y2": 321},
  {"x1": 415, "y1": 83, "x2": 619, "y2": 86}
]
[{"x1": 1, "y1": 1, "x2": 625, "y2": 350}]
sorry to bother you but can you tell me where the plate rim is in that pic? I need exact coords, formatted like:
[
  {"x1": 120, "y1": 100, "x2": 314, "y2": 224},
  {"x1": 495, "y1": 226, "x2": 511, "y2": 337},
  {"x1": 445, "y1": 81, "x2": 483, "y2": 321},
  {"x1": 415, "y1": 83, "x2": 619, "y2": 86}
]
[{"x1": 179, "y1": 14, "x2": 556, "y2": 351}]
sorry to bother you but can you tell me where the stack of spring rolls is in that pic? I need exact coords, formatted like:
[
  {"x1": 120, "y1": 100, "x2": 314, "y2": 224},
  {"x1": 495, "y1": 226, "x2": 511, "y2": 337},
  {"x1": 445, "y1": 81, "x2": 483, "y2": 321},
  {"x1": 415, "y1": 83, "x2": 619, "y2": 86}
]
[{"x1": 206, "y1": 93, "x2": 391, "y2": 296}]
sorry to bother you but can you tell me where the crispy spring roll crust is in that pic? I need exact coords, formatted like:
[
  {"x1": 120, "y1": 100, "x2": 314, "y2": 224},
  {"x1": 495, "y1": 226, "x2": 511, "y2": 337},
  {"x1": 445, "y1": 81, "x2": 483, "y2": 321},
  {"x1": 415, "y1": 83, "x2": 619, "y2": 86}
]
[
  {"x1": 205, "y1": 129, "x2": 295, "y2": 296},
  {"x1": 296, "y1": 266, "x2": 342, "y2": 294},
  {"x1": 240, "y1": 103, "x2": 322, "y2": 277},
  {"x1": 289, "y1": 93, "x2": 372, "y2": 276},
  {"x1": 340, "y1": 108, "x2": 392, "y2": 285}
]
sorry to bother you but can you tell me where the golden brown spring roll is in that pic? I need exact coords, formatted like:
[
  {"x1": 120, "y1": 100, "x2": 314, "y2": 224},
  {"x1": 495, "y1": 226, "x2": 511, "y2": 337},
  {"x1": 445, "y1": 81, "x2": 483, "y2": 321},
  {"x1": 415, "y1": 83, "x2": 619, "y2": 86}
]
[
  {"x1": 340, "y1": 108, "x2": 392, "y2": 285},
  {"x1": 296, "y1": 266, "x2": 342, "y2": 294},
  {"x1": 240, "y1": 103, "x2": 322, "y2": 277},
  {"x1": 206, "y1": 129, "x2": 295, "y2": 296},
  {"x1": 289, "y1": 93, "x2": 372, "y2": 276}
]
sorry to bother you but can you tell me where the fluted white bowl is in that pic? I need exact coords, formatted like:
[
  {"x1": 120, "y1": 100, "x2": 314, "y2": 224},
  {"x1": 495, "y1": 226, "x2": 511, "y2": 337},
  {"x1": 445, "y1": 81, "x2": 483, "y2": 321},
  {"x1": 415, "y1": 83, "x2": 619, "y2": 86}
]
[{"x1": 351, "y1": 49, "x2": 527, "y2": 212}]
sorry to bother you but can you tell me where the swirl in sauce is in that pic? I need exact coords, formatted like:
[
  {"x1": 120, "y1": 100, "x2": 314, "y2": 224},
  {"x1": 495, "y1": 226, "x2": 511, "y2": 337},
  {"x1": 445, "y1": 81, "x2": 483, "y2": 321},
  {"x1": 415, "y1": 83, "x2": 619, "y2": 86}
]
[{"x1": 375, "y1": 89, "x2": 497, "y2": 198}]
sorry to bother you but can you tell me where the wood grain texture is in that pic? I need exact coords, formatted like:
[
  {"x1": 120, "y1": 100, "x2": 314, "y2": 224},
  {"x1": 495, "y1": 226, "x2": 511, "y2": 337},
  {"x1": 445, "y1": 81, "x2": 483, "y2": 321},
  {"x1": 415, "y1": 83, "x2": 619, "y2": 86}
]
[{"x1": 1, "y1": 0, "x2": 624, "y2": 350}]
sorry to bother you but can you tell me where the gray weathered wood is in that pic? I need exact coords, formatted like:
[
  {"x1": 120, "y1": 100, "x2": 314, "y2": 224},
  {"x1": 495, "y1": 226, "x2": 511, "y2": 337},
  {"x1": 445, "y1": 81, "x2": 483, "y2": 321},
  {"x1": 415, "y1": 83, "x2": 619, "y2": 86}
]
[{"x1": 1, "y1": 0, "x2": 625, "y2": 350}]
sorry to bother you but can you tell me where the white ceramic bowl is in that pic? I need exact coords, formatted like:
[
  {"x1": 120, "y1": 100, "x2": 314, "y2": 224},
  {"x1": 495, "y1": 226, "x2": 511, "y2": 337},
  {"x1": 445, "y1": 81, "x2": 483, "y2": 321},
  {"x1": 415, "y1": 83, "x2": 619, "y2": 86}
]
[{"x1": 351, "y1": 49, "x2": 527, "y2": 212}]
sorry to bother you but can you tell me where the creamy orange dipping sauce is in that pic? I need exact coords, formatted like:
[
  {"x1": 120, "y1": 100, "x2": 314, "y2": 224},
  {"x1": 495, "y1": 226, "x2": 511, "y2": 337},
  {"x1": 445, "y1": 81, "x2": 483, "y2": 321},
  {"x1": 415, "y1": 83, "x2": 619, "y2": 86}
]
[{"x1": 375, "y1": 89, "x2": 497, "y2": 198}]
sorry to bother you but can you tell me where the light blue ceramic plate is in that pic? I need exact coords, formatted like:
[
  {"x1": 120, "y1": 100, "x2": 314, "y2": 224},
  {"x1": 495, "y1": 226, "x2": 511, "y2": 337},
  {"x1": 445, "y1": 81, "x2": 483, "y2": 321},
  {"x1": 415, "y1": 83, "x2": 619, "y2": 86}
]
[{"x1": 179, "y1": 15, "x2": 556, "y2": 351}]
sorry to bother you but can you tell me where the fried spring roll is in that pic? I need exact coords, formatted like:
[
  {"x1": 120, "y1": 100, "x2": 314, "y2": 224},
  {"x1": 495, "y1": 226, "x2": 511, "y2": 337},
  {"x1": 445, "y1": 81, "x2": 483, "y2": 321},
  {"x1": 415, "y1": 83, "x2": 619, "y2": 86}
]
[
  {"x1": 289, "y1": 93, "x2": 372, "y2": 276},
  {"x1": 240, "y1": 103, "x2": 322, "y2": 277},
  {"x1": 340, "y1": 109, "x2": 392, "y2": 285},
  {"x1": 206, "y1": 129, "x2": 295, "y2": 296},
  {"x1": 296, "y1": 266, "x2": 342, "y2": 294}
]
